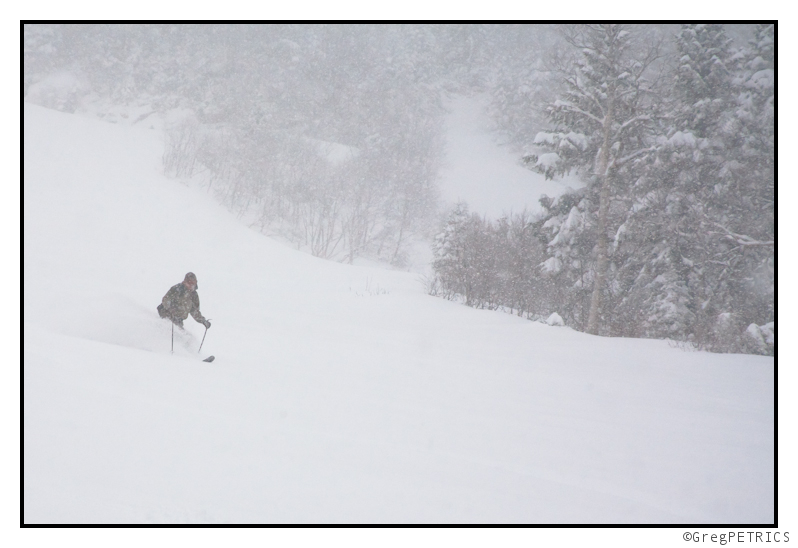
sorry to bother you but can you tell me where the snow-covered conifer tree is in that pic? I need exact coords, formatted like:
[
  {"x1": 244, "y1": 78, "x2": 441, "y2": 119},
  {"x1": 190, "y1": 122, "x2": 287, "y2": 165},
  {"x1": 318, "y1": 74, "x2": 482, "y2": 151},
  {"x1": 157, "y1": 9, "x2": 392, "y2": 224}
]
[
  {"x1": 432, "y1": 203, "x2": 473, "y2": 301},
  {"x1": 613, "y1": 24, "x2": 773, "y2": 352},
  {"x1": 608, "y1": 24, "x2": 738, "y2": 341},
  {"x1": 527, "y1": 24, "x2": 662, "y2": 335}
]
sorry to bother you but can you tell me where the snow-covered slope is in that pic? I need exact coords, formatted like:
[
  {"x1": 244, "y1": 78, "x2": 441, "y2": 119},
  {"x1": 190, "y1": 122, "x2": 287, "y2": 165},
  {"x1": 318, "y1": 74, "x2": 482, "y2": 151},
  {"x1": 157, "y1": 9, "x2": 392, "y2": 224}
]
[
  {"x1": 439, "y1": 95, "x2": 581, "y2": 219},
  {"x1": 23, "y1": 102, "x2": 773, "y2": 524}
]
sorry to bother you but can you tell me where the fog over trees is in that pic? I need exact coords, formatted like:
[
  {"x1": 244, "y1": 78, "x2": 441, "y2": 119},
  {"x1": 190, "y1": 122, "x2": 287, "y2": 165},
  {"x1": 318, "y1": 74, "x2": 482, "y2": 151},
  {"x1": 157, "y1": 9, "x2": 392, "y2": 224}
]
[{"x1": 24, "y1": 23, "x2": 773, "y2": 354}]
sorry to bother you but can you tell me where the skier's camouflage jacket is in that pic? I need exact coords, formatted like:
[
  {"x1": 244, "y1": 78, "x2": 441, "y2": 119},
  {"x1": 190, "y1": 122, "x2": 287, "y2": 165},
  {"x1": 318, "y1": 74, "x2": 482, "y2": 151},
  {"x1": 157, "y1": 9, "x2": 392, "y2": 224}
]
[{"x1": 160, "y1": 283, "x2": 207, "y2": 325}]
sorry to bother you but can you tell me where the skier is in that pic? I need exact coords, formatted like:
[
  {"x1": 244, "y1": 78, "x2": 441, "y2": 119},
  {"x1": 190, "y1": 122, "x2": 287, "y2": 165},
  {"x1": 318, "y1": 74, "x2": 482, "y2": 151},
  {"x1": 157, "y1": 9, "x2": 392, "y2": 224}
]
[{"x1": 157, "y1": 272, "x2": 211, "y2": 330}]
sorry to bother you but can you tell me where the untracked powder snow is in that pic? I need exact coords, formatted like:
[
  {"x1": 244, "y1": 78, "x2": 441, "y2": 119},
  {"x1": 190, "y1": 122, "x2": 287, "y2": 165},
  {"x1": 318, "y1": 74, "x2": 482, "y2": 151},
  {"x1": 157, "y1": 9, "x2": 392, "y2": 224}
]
[{"x1": 23, "y1": 102, "x2": 774, "y2": 525}]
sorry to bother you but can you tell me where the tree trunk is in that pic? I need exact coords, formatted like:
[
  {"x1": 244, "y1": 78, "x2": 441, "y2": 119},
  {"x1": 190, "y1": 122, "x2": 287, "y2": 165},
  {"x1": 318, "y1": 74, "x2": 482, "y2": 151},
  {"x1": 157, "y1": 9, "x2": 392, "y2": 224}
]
[{"x1": 586, "y1": 87, "x2": 615, "y2": 336}]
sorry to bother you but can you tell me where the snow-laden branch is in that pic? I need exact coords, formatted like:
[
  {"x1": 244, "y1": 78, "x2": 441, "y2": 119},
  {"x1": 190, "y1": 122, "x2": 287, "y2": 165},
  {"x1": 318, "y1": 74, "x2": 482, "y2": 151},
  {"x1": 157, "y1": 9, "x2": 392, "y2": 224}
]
[
  {"x1": 554, "y1": 100, "x2": 604, "y2": 125},
  {"x1": 613, "y1": 115, "x2": 651, "y2": 139},
  {"x1": 564, "y1": 75, "x2": 606, "y2": 118},
  {"x1": 710, "y1": 222, "x2": 774, "y2": 247},
  {"x1": 613, "y1": 145, "x2": 656, "y2": 167}
]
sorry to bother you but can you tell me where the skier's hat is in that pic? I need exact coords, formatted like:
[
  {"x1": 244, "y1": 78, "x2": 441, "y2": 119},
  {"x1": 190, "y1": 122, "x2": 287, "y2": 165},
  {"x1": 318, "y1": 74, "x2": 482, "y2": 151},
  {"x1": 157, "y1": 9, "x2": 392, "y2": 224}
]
[{"x1": 184, "y1": 272, "x2": 198, "y2": 289}]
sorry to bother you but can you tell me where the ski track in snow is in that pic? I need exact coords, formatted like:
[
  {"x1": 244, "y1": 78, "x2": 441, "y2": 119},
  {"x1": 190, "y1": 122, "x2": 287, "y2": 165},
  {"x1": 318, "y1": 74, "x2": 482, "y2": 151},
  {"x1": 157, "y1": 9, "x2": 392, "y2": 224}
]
[{"x1": 23, "y1": 102, "x2": 773, "y2": 525}]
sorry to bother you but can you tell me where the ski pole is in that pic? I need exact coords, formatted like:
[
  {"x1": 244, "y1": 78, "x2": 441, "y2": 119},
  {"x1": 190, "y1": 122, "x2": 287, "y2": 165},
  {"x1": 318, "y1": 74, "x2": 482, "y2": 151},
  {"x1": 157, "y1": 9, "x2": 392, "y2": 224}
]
[
  {"x1": 171, "y1": 321, "x2": 174, "y2": 354},
  {"x1": 198, "y1": 322, "x2": 209, "y2": 353}
]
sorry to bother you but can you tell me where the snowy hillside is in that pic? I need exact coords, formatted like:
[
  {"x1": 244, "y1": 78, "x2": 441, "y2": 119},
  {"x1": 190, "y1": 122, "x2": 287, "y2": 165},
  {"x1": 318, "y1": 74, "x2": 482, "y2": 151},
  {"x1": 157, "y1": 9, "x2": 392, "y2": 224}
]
[
  {"x1": 23, "y1": 102, "x2": 773, "y2": 525},
  {"x1": 438, "y1": 95, "x2": 581, "y2": 219}
]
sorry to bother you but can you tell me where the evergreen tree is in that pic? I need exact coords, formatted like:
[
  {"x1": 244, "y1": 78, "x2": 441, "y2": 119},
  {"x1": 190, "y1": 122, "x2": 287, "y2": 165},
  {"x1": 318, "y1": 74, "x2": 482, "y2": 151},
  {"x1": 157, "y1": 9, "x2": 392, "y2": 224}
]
[
  {"x1": 432, "y1": 203, "x2": 473, "y2": 302},
  {"x1": 706, "y1": 23, "x2": 774, "y2": 350},
  {"x1": 614, "y1": 23, "x2": 773, "y2": 352},
  {"x1": 607, "y1": 24, "x2": 738, "y2": 342},
  {"x1": 526, "y1": 24, "x2": 662, "y2": 335},
  {"x1": 534, "y1": 192, "x2": 596, "y2": 329}
]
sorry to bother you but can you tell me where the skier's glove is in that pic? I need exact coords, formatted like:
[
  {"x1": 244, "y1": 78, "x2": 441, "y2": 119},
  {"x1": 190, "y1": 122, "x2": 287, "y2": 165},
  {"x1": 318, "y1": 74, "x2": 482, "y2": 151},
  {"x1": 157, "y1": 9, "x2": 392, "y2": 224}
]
[{"x1": 203, "y1": 320, "x2": 211, "y2": 329}]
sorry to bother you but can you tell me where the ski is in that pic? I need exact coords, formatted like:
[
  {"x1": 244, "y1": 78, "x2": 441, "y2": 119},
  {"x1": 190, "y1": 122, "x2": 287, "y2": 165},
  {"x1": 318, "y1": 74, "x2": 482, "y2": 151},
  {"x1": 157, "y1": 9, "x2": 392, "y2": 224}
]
[{"x1": 202, "y1": 355, "x2": 215, "y2": 363}]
